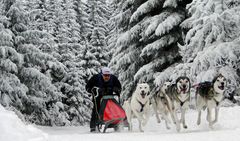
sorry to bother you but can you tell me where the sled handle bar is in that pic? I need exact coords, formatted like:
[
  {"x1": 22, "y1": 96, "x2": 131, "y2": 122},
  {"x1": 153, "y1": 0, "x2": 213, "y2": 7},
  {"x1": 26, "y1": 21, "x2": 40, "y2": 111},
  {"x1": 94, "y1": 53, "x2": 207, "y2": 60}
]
[
  {"x1": 91, "y1": 86, "x2": 100, "y2": 97},
  {"x1": 102, "y1": 95, "x2": 119, "y2": 100},
  {"x1": 91, "y1": 87, "x2": 120, "y2": 98}
]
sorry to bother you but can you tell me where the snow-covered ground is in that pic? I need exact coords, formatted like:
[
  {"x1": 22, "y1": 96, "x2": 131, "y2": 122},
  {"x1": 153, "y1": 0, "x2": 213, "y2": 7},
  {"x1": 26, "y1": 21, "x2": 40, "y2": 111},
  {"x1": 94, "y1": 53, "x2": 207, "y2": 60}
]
[
  {"x1": 1, "y1": 105, "x2": 240, "y2": 141},
  {"x1": 0, "y1": 105, "x2": 48, "y2": 141}
]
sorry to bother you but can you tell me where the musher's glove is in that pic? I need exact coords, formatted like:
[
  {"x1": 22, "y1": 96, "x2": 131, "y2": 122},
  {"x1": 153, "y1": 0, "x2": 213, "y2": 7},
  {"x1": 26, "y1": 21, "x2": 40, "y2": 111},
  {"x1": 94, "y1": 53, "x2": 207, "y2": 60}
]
[
  {"x1": 102, "y1": 87, "x2": 117, "y2": 95},
  {"x1": 113, "y1": 87, "x2": 121, "y2": 96}
]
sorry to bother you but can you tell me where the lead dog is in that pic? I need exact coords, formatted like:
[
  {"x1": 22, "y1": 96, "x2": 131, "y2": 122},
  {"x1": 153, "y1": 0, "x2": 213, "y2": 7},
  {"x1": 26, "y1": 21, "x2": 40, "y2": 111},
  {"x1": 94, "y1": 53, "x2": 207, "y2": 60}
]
[
  {"x1": 152, "y1": 81, "x2": 175, "y2": 129},
  {"x1": 123, "y1": 83, "x2": 151, "y2": 132},
  {"x1": 196, "y1": 74, "x2": 227, "y2": 128},
  {"x1": 166, "y1": 76, "x2": 191, "y2": 132}
]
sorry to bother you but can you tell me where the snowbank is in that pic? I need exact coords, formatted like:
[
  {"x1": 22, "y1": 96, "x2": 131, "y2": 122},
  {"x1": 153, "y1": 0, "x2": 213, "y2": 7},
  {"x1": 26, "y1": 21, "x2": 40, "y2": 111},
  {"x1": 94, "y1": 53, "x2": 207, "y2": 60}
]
[{"x1": 0, "y1": 105, "x2": 48, "y2": 141}]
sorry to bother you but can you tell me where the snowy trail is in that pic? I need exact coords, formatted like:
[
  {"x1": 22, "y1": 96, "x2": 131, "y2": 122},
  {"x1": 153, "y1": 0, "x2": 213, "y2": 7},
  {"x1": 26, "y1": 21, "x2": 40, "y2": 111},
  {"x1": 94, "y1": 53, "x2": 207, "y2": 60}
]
[{"x1": 36, "y1": 106, "x2": 240, "y2": 141}]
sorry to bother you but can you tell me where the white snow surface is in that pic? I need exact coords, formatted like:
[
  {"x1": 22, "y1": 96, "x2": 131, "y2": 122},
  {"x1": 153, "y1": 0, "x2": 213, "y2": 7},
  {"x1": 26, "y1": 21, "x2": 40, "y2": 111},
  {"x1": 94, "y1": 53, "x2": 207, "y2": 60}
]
[
  {"x1": 0, "y1": 105, "x2": 48, "y2": 141},
  {"x1": 1, "y1": 105, "x2": 240, "y2": 141}
]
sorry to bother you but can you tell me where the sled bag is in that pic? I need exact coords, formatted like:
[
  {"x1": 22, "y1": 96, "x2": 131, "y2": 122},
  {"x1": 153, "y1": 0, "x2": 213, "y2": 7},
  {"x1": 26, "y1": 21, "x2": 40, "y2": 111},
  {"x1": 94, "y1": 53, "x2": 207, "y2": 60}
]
[{"x1": 99, "y1": 98, "x2": 126, "y2": 124}]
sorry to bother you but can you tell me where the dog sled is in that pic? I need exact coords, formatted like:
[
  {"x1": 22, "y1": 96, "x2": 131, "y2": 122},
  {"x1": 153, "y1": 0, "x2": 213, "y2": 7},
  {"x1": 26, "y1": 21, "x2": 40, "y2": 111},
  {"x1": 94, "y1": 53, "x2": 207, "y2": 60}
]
[{"x1": 92, "y1": 87, "x2": 127, "y2": 133}]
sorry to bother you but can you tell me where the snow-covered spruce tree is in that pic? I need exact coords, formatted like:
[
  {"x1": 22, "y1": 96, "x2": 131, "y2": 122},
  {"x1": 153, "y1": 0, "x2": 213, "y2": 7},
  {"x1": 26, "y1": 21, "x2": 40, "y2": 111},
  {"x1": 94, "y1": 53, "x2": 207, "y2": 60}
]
[
  {"x1": 106, "y1": 0, "x2": 126, "y2": 60},
  {"x1": 57, "y1": 0, "x2": 83, "y2": 44},
  {"x1": 0, "y1": 0, "x2": 29, "y2": 117},
  {"x1": 25, "y1": 0, "x2": 81, "y2": 44},
  {"x1": 86, "y1": 0, "x2": 110, "y2": 67},
  {"x1": 18, "y1": 45, "x2": 69, "y2": 126},
  {"x1": 109, "y1": 0, "x2": 192, "y2": 100},
  {"x1": 0, "y1": 15, "x2": 28, "y2": 114},
  {"x1": 23, "y1": 0, "x2": 59, "y2": 54},
  {"x1": 56, "y1": 42, "x2": 93, "y2": 126},
  {"x1": 59, "y1": 65, "x2": 92, "y2": 125},
  {"x1": 25, "y1": 0, "x2": 93, "y2": 125},
  {"x1": 185, "y1": 0, "x2": 240, "y2": 97},
  {"x1": 0, "y1": 0, "x2": 73, "y2": 125},
  {"x1": 58, "y1": 0, "x2": 93, "y2": 125},
  {"x1": 90, "y1": 28, "x2": 109, "y2": 66},
  {"x1": 86, "y1": 0, "x2": 110, "y2": 39},
  {"x1": 180, "y1": 0, "x2": 240, "y2": 63},
  {"x1": 156, "y1": 0, "x2": 240, "y2": 100},
  {"x1": 73, "y1": 0, "x2": 90, "y2": 43},
  {"x1": 76, "y1": 43, "x2": 101, "y2": 81}
]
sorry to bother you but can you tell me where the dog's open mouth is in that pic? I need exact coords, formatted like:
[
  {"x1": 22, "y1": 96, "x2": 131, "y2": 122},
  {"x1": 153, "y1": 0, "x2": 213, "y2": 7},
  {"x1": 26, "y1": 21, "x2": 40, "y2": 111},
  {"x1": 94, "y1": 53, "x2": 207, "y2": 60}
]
[
  {"x1": 180, "y1": 88, "x2": 187, "y2": 93},
  {"x1": 218, "y1": 85, "x2": 224, "y2": 90},
  {"x1": 141, "y1": 92, "x2": 146, "y2": 98}
]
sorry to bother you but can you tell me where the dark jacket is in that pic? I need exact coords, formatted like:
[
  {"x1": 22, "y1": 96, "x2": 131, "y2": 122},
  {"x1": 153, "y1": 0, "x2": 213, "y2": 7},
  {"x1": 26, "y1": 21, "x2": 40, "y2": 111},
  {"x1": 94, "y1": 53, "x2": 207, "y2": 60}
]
[{"x1": 86, "y1": 73, "x2": 122, "y2": 97}]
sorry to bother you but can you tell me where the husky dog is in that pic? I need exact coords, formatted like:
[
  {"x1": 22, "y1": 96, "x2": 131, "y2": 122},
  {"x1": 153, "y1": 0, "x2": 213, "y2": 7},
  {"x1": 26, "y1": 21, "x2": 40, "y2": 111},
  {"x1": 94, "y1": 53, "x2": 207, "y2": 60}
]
[
  {"x1": 166, "y1": 76, "x2": 191, "y2": 132},
  {"x1": 123, "y1": 83, "x2": 151, "y2": 132},
  {"x1": 152, "y1": 81, "x2": 175, "y2": 129},
  {"x1": 196, "y1": 74, "x2": 227, "y2": 128}
]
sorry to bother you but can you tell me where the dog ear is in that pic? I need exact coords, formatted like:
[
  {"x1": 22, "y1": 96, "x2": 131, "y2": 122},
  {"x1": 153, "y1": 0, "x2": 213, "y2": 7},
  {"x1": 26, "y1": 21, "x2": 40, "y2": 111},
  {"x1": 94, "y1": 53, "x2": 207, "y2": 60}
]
[
  {"x1": 218, "y1": 73, "x2": 225, "y2": 78},
  {"x1": 176, "y1": 77, "x2": 182, "y2": 83}
]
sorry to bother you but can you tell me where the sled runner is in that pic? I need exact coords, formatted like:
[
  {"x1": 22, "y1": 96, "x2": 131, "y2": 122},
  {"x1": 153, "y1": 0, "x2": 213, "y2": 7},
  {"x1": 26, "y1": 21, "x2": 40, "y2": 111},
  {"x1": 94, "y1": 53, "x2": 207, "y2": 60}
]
[{"x1": 92, "y1": 87, "x2": 127, "y2": 133}]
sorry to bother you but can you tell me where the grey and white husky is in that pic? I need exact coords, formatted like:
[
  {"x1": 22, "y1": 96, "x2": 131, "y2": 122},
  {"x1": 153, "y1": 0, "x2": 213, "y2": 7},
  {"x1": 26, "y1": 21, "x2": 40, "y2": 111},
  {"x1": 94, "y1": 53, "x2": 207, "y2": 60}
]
[
  {"x1": 152, "y1": 81, "x2": 176, "y2": 130},
  {"x1": 166, "y1": 76, "x2": 191, "y2": 132},
  {"x1": 196, "y1": 74, "x2": 227, "y2": 128}
]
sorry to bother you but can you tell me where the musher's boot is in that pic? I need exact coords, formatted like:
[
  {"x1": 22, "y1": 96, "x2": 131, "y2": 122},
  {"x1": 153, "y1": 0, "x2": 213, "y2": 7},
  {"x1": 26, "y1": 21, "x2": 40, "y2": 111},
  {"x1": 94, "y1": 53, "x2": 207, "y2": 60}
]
[{"x1": 90, "y1": 128, "x2": 96, "y2": 132}]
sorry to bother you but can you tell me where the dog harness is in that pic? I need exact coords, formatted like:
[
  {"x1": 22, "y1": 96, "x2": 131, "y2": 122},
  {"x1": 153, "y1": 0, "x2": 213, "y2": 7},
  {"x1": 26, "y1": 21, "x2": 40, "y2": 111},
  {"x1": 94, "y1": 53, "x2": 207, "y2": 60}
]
[
  {"x1": 172, "y1": 87, "x2": 190, "y2": 107},
  {"x1": 199, "y1": 88, "x2": 214, "y2": 99},
  {"x1": 156, "y1": 92, "x2": 168, "y2": 105},
  {"x1": 204, "y1": 88, "x2": 223, "y2": 106},
  {"x1": 155, "y1": 91, "x2": 172, "y2": 111},
  {"x1": 197, "y1": 83, "x2": 224, "y2": 106},
  {"x1": 137, "y1": 100, "x2": 148, "y2": 112}
]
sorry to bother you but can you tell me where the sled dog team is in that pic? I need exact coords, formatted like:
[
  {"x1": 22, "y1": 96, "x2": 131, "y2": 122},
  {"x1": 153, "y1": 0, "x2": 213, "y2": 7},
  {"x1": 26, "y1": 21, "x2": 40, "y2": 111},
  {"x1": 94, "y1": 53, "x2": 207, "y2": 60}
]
[{"x1": 123, "y1": 74, "x2": 227, "y2": 132}]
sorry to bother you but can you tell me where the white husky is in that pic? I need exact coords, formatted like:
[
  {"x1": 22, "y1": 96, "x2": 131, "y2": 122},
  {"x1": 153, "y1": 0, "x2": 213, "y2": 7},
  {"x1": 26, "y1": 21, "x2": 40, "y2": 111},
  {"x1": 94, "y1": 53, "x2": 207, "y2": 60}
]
[
  {"x1": 152, "y1": 82, "x2": 174, "y2": 130},
  {"x1": 123, "y1": 83, "x2": 151, "y2": 132},
  {"x1": 196, "y1": 74, "x2": 227, "y2": 128}
]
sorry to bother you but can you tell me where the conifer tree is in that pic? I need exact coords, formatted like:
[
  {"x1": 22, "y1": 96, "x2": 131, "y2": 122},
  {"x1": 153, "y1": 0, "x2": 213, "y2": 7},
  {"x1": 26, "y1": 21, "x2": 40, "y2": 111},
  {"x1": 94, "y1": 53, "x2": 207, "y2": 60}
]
[
  {"x1": 73, "y1": 0, "x2": 90, "y2": 42},
  {"x1": 0, "y1": 17, "x2": 27, "y2": 112},
  {"x1": 86, "y1": 0, "x2": 110, "y2": 68},
  {"x1": 155, "y1": 0, "x2": 240, "y2": 99},
  {"x1": 0, "y1": 0, "x2": 71, "y2": 125},
  {"x1": 109, "y1": 0, "x2": 191, "y2": 99}
]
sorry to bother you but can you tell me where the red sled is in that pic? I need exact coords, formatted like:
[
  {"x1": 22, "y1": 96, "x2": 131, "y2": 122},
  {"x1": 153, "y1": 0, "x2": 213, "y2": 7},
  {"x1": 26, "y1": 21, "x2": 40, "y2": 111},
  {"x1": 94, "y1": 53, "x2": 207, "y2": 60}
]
[{"x1": 97, "y1": 95, "x2": 127, "y2": 133}]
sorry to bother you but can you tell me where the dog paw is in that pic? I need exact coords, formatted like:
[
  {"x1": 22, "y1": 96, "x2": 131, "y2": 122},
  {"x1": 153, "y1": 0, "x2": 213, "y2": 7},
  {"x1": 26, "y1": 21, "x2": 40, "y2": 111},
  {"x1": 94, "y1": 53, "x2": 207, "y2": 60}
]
[
  {"x1": 209, "y1": 123, "x2": 214, "y2": 129},
  {"x1": 197, "y1": 121, "x2": 201, "y2": 125},
  {"x1": 176, "y1": 123, "x2": 181, "y2": 132},
  {"x1": 212, "y1": 120, "x2": 217, "y2": 125},
  {"x1": 176, "y1": 127, "x2": 181, "y2": 132},
  {"x1": 183, "y1": 125, "x2": 188, "y2": 129}
]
